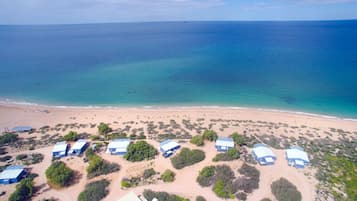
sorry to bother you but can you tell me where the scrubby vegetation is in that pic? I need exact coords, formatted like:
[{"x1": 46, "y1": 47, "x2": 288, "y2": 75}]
[
  {"x1": 124, "y1": 141, "x2": 158, "y2": 162},
  {"x1": 78, "y1": 179, "x2": 110, "y2": 201},
  {"x1": 85, "y1": 149, "x2": 120, "y2": 179},
  {"x1": 45, "y1": 161, "x2": 74, "y2": 187},
  {"x1": 195, "y1": 196, "x2": 206, "y2": 201},
  {"x1": 161, "y1": 169, "x2": 175, "y2": 182},
  {"x1": 8, "y1": 178, "x2": 34, "y2": 201},
  {"x1": 0, "y1": 155, "x2": 11, "y2": 162},
  {"x1": 0, "y1": 133, "x2": 18, "y2": 146},
  {"x1": 271, "y1": 178, "x2": 302, "y2": 201},
  {"x1": 143, "y1": 190, "x2": 190, "y2": 201},
  {"x1": 16, "y1": 154, "x2": 28, "y2": 160},
  {"x1": 143, "y1": 168, "x2": 156, "y2": 179},
  {"x1": 202, "y1": 130, "x2": 217, "y2": 141},
  {"x1": 197, "y1": 166, "x2": 216, "y2": 187},
  {"x1": 171, "y1": 148, "x2": 205, "y2": 169},
  {"x1": 236, "y1": 163, "x2": 260, "y2": 193},
  {"x1": 260, "y1": 199, "x2": 272, "y2": 201},
  {"x1": 213, "y1": 148, "x2": 240, "y2": 161},
  {"x1": 190, "y1": 135, "x2": 204, "y2": 146},
  {"x1": 62, "y1": 131, "x2": 78, "y2": 141},
  {"x1": 230, "y1": 132, "x2": 247, "y2": 146},
  {"x1": 97, "y1": 123, "x2": 112, "y2": 136}
]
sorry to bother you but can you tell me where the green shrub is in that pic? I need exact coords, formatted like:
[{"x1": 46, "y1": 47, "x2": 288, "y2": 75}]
[
  {"x1": 190, "y1": 135, "x2": 204, "y2": 146},
  {"x1": 197, "y1": 166, "x2": 216, "y2": 187},
  {"x1": 171, "y1": 148, "x2": 205, "y2": 169},
  {"x1": 63, "y1": 131, "x2": 78, "y2": 141},
  {"x1": 16, "y1": 154, "x2": 28, "y2": 161},
  {"x1": 202, "y1": 130, "x2": 217, "y2": 141},
  {"x1": 45, "y1": 161, "x2": 74, "y2": 187},
  {"x1": 124, "y1": 141, "x2": 158, "y2": 162},
  {"x1": 271, "y1": 178, "x2": 302, "y2": 201},
  {"x1": 0, "y1": 133, "x2": 18, "y2": 145},
  {"x1": 30, "y1": 153, "x2": 44, "y2": 164},
  {"x1": 121, "y1": 179, "x2": 131, "y2": 188},
  {"x1": 236, "y1": 192, "x2": 247, "y2": 200},
  {"x1": 8, "y1": 178, "x2": 34, "y2": 201},
  {"x1": 143, "y1": 168, "x2": 156, "y2": 179},
  {"x1": 0, "y1": 155, "x2": 11, "y2": 162},
  {"x1": 143, "y1": 189, "x2": 190, "y2": 201},
  {"x1": 236, "y1": 163, "x2": 260, "y2": 193},
  {"x1": 97, "y1": 123, "x2": 111, "y2": 135},
  {"x1": 213, "y1": 148, "x2": 240, "y2": 161},
  {"x1": 230, "y1": 132, "x2": 246, "y2": 145},
  {"x1": 86, "y1": 153, "x2": 120, "y2": 179},
  {"x1": 213, "y1": 179, "x2": 233, "y2": 198},
  {"x1": 196, "y1": 196, "x2": 206, "y2": 201},
  {"x1": 161, "y1": 169, "x2": 175, "y2": 182},
  {"x1": 260, "y1": 199, "x2": 272, "y2": 201},
  {"x1": 78, "y1": 179, "x2": 110, "y2": 201}
]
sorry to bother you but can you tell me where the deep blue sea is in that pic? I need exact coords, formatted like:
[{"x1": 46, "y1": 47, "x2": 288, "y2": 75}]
[{"x1": 0, "y1": 21, "x2": 357, "y2": 117}]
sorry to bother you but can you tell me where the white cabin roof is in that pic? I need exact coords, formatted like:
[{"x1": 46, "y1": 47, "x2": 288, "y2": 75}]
[
  {"x1": 286, "y1": 148, "x2": 309, "y2": 162},
  {"x1": 52, "y1": 141, "x2": 68, "y2": 153},
  {"x1": 70, "y1": 139, "x2": 87, "y2": 150},
  {"x1": 252, "y1": 146, "x2": 276, "y2": 159},
  {"x1": 215, "y1": 137, "x2": 234, "y2": 147},
  {"x1": 0, "y1": 166, "x2": 24, "y2": 180},
  {"x1": 117, "y1": 191, "x2": 142, "y2": 201},
  {"x1": 107, "y1": 139, "x2": 131, "y2": 150},
  {"x1": 160, "y1": 140, "x2": 180, "y2": 153}
]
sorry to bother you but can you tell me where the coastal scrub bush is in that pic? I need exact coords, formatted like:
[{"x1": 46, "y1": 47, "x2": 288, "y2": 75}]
[
  {"x1": 8, "y1": 178, "x2": 34, "y2": 201},
  {"x1": 16, "y1": 154, "x2": 28, "y2": 161},
  {"x1": 62, "y1": 131, "x2": 78, "y2": 141},
  {"x1": 271, "y1": 178, "x2": 302, "y2": 201},
  {"x1": 0, "y1": 155, "x2": 12, "y2": 162},
  {"x1": 161, "y1": 169, "x2": 175, "y2": 182},
  {"x1": 236, "y1": 192, "x2": 247, "y2": 200},
  {"x1": 121, "y1": 179, "x2": 131, "y2": 188},
  {"x1": 213, "y1": 148, "x2": 240, "y2": 162},
  {"x1": 124, "y1": 141, "x2": 158, "y2": 162},
  {"x1": 86, "y1": 153, "x2": 120, "y2": 179},
  {"x1": 170, "y1": 148, "x2": 205, "y2": 169},
  {"x1": 197, "y1": 166, "x2": 216, "y2": 187},
  {"x1": 143, "y1": 189, "x2": 190, "y2": 201},
  {"x1": 230, "y1": 132, "x2": 246, "y2": 146},
  {"x1": 236, "y1": 163, "x2": 260, "y2": 193},
  {"x1": 213, "y1": 179, "x2": 234, "y2": 198},
  {"x1": 196, "y1": 196, "x2": 206, "y2": 201},
  {"x1": 190, "y1": 135, "x2": 204, "y2": 146},
  {"x1": 97, "y1": 123, "x2": 111, "y2": 136},
  {"x1": 45, "y1": 161, "x2": 74, "y2": 187},
  {"x1": 202, "y1": 130, "x2": 218, "y2": 141},
  {"x1": 78, "y1": 179, "x2": 110, "y2": 201},
  {"x1": 0, "y1": 133, "x2": 18, "y2": 146},
  {"x1": 143, "y1": 168, "x2": 156, "y2": 179},
  {"x1": 260, "y1": 199, "x2": 272, "y2": 201}
]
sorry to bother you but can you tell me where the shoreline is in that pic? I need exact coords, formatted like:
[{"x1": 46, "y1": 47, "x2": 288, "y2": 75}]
[{"x1": 1, "y1": 99, "x2": 357, "y2": 122}]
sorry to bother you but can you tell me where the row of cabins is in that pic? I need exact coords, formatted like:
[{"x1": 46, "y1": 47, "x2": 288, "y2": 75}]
[{"x1": 52, "y1": 140, "x2": 88, "y2": 158}]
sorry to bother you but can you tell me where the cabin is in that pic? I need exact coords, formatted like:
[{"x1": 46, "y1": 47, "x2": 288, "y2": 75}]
[
  {"x1": 215, "y1": 137, "x2": 235, "y2": 151},
  {"x1": 286, "y1": 146, "x2": 310, "y2": 168},
  {"x1": 11, "y1": 126, "x2": 33, "y2": 133},
  {"x1": 52, "y1": 141, "x2": 69, "y2": 158},
  {"x1": 117, "y1": 191, "x2": 143, "y2": 201},
  {"x1": 0, "y1": 165, "x2": 26, "y2": 185},
  {"x1": 69, "y1": 139, "x2": 88, "y2": 155},
  {"x1": 106, "y1": 139, "x2": 131, "y2": 155},
  {"x1": 160, "y1": 140, "x2": 180, "y2": 158},
  {"x1": 252, "y1": 144, "x2": 276, "y2": 165}
]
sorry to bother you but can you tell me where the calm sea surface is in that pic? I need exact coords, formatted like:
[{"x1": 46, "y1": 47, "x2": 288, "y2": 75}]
[{"x1": 0, "y1": 21, "x2": 357, "y2": 117}]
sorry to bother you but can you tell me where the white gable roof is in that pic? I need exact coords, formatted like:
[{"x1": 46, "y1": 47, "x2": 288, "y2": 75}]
[
  {"x1": 52, "y1": 141, "x2": 68, "y2": 153},
  {"x1": 286, "y1": 148, "x2": 309, "y2": 162},
  {"x1": 70, "y1": 139, "x2": 87, "y2": 150},
  {"x1": 253, "y1": 146, "x2": 276, "y2": 159},
  {"x1": 0, "y1": 166, "x2": 24, "y2": 180},
  {"x1": 117, "y1": 191, "x2": 142, "y2": 201},
  {"x1": 107, "y1": 139, "x2": 130, "y2": 150},
  {"x1": 160, "y1": 140, "x2": 180, "y2": 153},
  {"x1": 215, "y1": 137, "x2": 234, "y2": 147}
]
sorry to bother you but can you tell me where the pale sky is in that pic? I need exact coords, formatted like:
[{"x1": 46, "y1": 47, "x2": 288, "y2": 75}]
[{"x1": 0, "y1": 0, "x2": 357, "y2": 24}]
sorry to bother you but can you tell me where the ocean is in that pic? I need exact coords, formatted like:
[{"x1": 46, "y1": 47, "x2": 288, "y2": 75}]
[{"x1": 0, "y1": 21, "x2": 357, "y2": 117}]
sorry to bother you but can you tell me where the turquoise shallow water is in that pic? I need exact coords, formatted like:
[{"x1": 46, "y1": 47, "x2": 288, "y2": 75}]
[{"x1": 0, "y1": 21, "x2": 357, "y2": 117}]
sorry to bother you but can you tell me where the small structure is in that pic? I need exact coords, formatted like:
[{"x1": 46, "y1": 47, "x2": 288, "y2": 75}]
[
  {"x1": 52, "y1": 141, "x2": 69, "y2": 158},
  {"x1": 106, "y1": 139, "x2": 131, "y2": 155},
  {"x1": 11, "y1": 126, "x2": 33, "y2": 133},
  {"x1": 215, "y1": 137, "x2": 235, "y2": 151},
  {"x1": 252, "y1": 144, "x2": 276, "y2": 165},
  {"x1": 286, "y1": 146, "x2": 310, "y2": 168},
  {"x1": 117, "y1": 191, "x2": 142, "y2": 201},
  {"x1": 0, "y1": 165, "x2": 26, "y2": 185},
  {"x1": 159, "y1": 139, "x2": 180, "y2": 158},
  {"x1": 69, "y1": 139, "x2": 88, "y2": 155}
]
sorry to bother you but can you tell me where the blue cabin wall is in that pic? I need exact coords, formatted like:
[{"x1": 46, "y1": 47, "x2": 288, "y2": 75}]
[{"x1": 0, "y1": 170, "x2": 26, "y2": 185}]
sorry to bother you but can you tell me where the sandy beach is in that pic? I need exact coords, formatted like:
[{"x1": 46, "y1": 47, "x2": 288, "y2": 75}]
[{"x1": 0, "y1": 103, "x2": 356, "y2": 201}]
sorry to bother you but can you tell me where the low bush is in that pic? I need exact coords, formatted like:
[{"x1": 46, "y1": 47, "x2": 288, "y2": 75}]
[
  {"x1": 202, "y1": 130, "x2": 217, "y2": 141},
  {"x1": 161, "y1": 169, "x2": 175, "y2": 182},
  {"x1": 143, "y1": 168, "x2": 156, "y2": 179},
  {"x1": 213, "y1": 148, "x2": 240, "y2": 162},
  {"x1": 236, "y1": 192, "x2": 247, "y2": 200},
  {"x1": 16, "y1": 154, "x2": 28, "y2": 160},
  {"x1": 8, "y1": 178, "x2": 34, "y2": 201},
  {"x1": 78, "y1": 179, "x2": 110, "y2": 201},
  {"x1": 190, "y1": 135, "x2": 204, "y2": 146},
  {"x1": 143, "y1": 189, "x2": 190, "y2": 201},
  {"x1": 260, "y1": 199, "x2": 272, "y2": 201},
  {"x1": 271, "y1": 178, "x2": 302, "y2": 201},
  {"x1": 196, "y1": 196, "x2": 206, "y2": 201},
  {"x1": 197, "y1": 166, "x2": 216, "y2": 187},
  {"x1": 45, "y1": 161, "x2": 74, "y2": 187},
  {"x1": 171, "y1": 148, "x2": 205, "y2": 169},
  {"x1": 0, "y1": 155, "x2": 11, "y2": 162},
  {"x1": 124, "y1": 141, "x2": 158, "y2": 162},
  {"x1": 97, "y1": 123, "x2": 111, "y2": 136},
  {"x1": 62, "y1": 131, "x2": 78, "y2": 141},
  {"x1": 0, "y1": 133, "x2": 18, "y2": 146},
  {"x1": 213, "y1": 179, "x2": 234, "y2": 198},
  {"x1": 230, "y1": 132, "x2": 246, "y2": 145},
  {"x1": 236, "y1": 163, "x2": 260, "y2": 193},
  {"x1": 86, "y1": 153, "x2": 120, "y2": 179}
]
